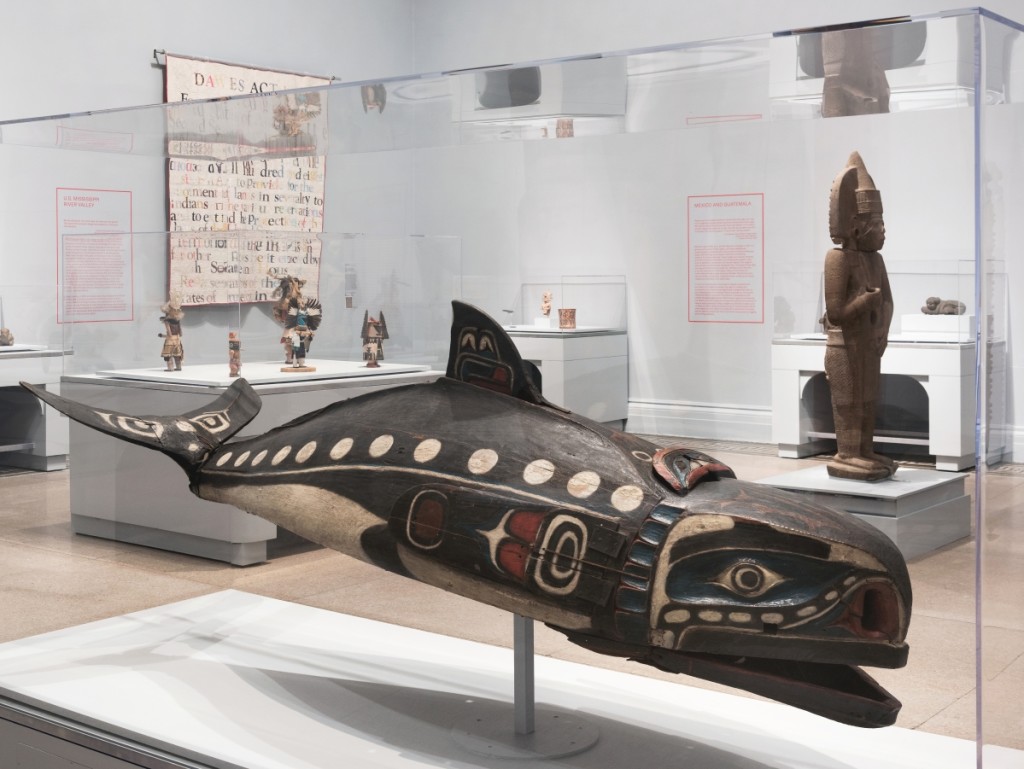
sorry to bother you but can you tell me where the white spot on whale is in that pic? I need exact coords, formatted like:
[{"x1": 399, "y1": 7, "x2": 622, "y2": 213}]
[
  {"x1": 523, "y1": 459, "x2": 555, "y2": 485},
  {"x1": 414, "y1": 438, "x2": 442, "y2": 463},
  {"x1": 330, "y1": 438, "x2": 353, "y2": 460},
  {"x1": 567, "y1": 470, "x2": 600, "y2": 498},
  {"x1": 468, "y1": 448, "x2": 498, "y2": 474},
  {"x1": 369, "y1": 435, "x2": 394, "y2": 458}
]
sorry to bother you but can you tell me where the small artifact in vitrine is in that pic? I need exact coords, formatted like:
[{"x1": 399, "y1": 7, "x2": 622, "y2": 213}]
[
  {"x1": 281, "y1": 297, "x2": 321, "y2": 372},
  {"x1": 270, "y1": 274, "x2": 305, "y2": 364},
  {"x1": 361, "y1": 310, "x2": 389, "y2": 368},
  {"x1": 228, "y1": 332, "x2": 241, "y2": 378},
  {"x1": 921, "y1": 297, "x2": 966, "y2": 315},
  {"x1": 0, "y1": 328, "x2": 13, "y2": 346},
  {"x1": 158, "y1": 295, "x2": 184, "y2": 372},
  {"x1": 558, "y1": 307, "x2": 577, "y2": 329}
]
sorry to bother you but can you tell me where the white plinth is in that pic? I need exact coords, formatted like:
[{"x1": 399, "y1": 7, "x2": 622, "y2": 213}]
[
  {"x1": 97, "y1": 359, "x2": 430, "y2": 387},
  {"x1": 771, "y1": 338, "x2": 979, "y2": 471},
  {"x1": 757, "y1": 466, "x2": 971, "y2": 559},
  {"x1": 0, "y1": 590, "x2": 1016, "y2": 769},
  {"x1": 899, "y1": 313, "x2": 975, "y2": 342}
]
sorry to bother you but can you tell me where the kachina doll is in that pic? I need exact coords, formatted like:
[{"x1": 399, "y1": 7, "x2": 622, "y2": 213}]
[
  {"x1": 284, "y1": 297, "x2": 322, "y2": 369},
  {"x1": 360, "y1": 310, "x2": 389, "y2": 368},
  {"x1": 158, "y1": 295, "x2": 184, "y2": 371},
  {"x1": 228, "y1": 332, "x2": 242, "y2": 378},
  {"x1": 270, "y1": 273, "x2": 305, "y2": 364}
]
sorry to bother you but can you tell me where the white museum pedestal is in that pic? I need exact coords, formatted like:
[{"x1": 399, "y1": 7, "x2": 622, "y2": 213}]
[
  {"x1": 506, "y1": 328, "x2": 627, "y2": 425},
  {"x1": 0, "y1": 348, "x2": 69, "y2": 471},
  {"x1": 757, "y1": 465, "x2": 971, "y2": 559},
  {"x1": 771, "y1": 337, "x2": 982, "y2": 471},
  {"x1": 0, "y1": 590, "x2": 1018, "y2": 769},
  {"x1": 62, "y1": 368, "x2": 440, "y2": 565}
]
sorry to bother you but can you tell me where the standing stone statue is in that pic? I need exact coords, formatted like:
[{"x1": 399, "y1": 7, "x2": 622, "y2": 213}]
[{"x1": 823, "y1": 151, "x2": 895, "y2": 481}]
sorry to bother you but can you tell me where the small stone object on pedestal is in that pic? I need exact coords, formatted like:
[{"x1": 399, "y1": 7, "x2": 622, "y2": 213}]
[
  {"x1": 0, "y1": 328, "x2": 13, "y2": 346},
  {"x1": 822, "y1": 151, "x2": 895, "y2": 481},
  {"x1": 558, "y1": 308, "x2": 576, "y2": 330},
  {"x1": 921, "y1": 296, "x2": 966, "y2": 315}
]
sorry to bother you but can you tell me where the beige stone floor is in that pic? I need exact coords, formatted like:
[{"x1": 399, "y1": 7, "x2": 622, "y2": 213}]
[{"x1": 0, "y1": 449, "x2": 1021, "y2": 751}]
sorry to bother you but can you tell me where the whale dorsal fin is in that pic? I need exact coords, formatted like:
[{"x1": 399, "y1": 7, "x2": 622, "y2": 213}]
[{"x1": 446, "y1": 300, "x2": 558, "y2": 408}]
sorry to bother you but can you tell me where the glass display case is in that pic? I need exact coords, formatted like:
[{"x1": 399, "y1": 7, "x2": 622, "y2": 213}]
[{"x1": 0, "y1": 8, "x2": 1021, "y2": 769}]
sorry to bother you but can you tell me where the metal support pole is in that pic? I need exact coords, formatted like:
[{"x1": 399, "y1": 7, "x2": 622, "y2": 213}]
[{"x1": 513, "y1": 614, "x2": 535, "y2": 735}]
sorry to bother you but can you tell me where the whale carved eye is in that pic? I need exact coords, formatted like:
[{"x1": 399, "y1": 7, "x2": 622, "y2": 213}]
[{"x1": 713, "y1": 561, "x2": 785, "y2": 598}]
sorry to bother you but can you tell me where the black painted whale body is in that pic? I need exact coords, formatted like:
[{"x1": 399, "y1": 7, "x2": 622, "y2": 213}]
[{"x1": 23, "y1": 301, "x2": 911, "y2": 727}]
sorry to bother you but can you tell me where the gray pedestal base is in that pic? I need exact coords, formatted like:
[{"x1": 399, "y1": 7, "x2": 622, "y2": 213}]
[
  {"x1": 451, "y1": 706, "x2": 599, "y2": 759},
  {"x1": 757, "y1": 466, "x2": 971, "y2": 560},
  {"x1": 72, "y1": 514, "x2": 268, "y2": 566}
]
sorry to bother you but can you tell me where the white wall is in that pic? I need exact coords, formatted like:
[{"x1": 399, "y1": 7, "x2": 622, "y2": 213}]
[{"x1": 0, "y1": 0, "x2": 416, "y2": 121}]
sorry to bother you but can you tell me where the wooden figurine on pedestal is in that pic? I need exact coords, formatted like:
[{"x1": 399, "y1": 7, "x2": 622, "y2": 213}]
[
  {"x1": 228, "y1": 332, "x2": 241, "y2": 378},
  {"x1": 822, "y1": 151, "x2": 895, "y2": 481},
  {"x1": 361, "y1": 310, "x2": 389, "y2": 368},
  {"x1": 281, "y1": 297, "x2": 322, "y2": 372},
  {"x1": 270, "y1": 274, "x2": 306, "y2": 364},
  {"x1": 158, "y1": 295, "x2": 184, "y2": 372}
]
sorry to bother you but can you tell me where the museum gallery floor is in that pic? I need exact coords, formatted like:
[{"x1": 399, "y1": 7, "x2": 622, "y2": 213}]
[{"x1": 0, "y1": 445, "x2": 1022, "y2": 768}]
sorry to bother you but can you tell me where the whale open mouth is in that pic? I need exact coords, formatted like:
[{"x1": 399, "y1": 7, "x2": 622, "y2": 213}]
[
  {"x1": 648, "y1": 646, "x2": 906, "y2": 728},
  {"x1": 564, "y1": 629, "x2": 908, "y2": 728}
]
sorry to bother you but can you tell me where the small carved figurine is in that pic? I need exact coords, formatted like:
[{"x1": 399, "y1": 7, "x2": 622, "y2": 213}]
[
  {"x1": 228, "y1": 332, "x2": 241, "y2": 378},
  {"x1": 158, "y1": 295, "x2": 184, "y2": 372},
  {"x1": 270, "y1": 273, "x2": 306, "y2": 364},
  {"x1": 921, "y1": 297, "x2": 966, "y2": 315},
  {"x1": 0, "y1": 328, "x2": 13, "y2": 346},
  {"x1": 823, "y1": 152, "x2": 895, "y2": 481},
  {"x1": 283, "y1": 297, "x2": 322, "y2": 371},
  {"x1": 361, "y1": 310, "x2": 389, "y2": 368},
  {"x1": 540, "y1": 291, "x2": 553, "y2": 318}
]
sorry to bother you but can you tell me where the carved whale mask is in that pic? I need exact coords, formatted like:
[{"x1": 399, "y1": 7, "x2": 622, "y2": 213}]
[{"x1": 22, "y1": 300, "x2": 911, "y2": 728}]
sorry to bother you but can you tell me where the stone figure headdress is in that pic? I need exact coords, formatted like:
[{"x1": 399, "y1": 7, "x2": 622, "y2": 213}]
[{"x1": 829, "y1": 151, "x2": 883, "y2": 244}]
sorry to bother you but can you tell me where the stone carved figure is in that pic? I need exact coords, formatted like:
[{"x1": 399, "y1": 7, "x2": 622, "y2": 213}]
[
  {"x1": 921, "y1": 297, "x2": 966, "y2": 315},
  {"x1": 158, "y1": 295, "x2": 184, "y2": 372},
  {"x1": 821, "y1": 27, "x2": 890, "y2": 118},
  {"x1": 22, "y1": 301, "x2": 913, "y2": 729},
  {"x1": 823, "y1": 152, "x2": 895, "y2": 481},
  {"x1": 0, "y1": 328, "x2": 13, "y2": 346},
  {"x1": 540, "y1": 291, "x2": 552, "y2": 318}
]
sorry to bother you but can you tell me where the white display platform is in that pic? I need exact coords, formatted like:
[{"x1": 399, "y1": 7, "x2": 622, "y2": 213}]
[
  {"x1": 757, "y1": 466, "x2": 971, "y2": 559},
  {"x1": 503, "y1": 324, "x2": 614, "y2": 335},
  {"x1": 0, "y1": 343, "x2": 48, "y2": 353},
  {"x1": 507, "y1": 328, "x2": 628, "y2": 424},
  {"x1": 97, "y1": 360, "x2": 431, "y2": 387},
  {"x1": 0, "y1": 347, "x2": 69, "y2": 470},
  {"x1": 771, "y1": 337, "x2": 980, "y2": 471},
  {"x1": 0, "y1": 590, "x2": 1017, "y2": 769}
]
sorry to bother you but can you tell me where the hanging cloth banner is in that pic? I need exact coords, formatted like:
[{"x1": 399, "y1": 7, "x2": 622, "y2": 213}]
[{"x1": 163, "y1": 53, "x2": 331, "y2": 305}]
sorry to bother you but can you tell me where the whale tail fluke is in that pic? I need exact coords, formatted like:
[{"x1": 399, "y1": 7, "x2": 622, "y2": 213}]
[{"x1": 20, "y1": 378, "x2": 261, "y2": 474}]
